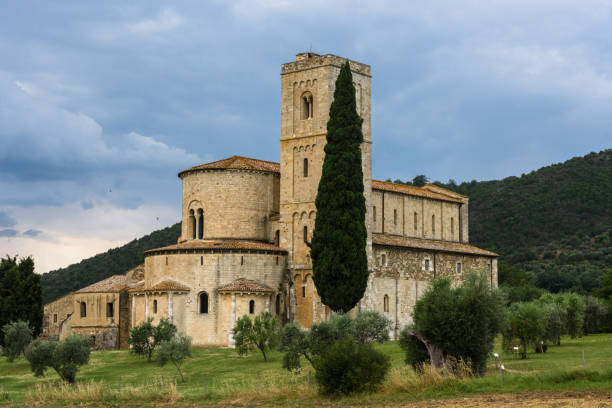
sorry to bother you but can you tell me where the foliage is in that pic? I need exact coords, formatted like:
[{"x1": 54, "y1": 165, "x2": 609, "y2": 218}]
[
  {"x1": 0, "y1": 256, "x2": 43, "y2": 345},
  {"x1": 503, "y1": 302, "x2": 545, "y2": 358},
  {"x1": 128, "y1": 318, "x2": 177, "y2": 362},
  {"x1": 279, "y1": 311, "x2": 390, "y2": 372},
  {"x1": 595, "y1": 269, "x2": 612, "y2": 299},
  {"x1": 433, "y1": 150, "x2": 612, "y2": 297},
  {"x1": 233, "y1": 312, "x2": 279, "y2": 362},
  {"x1": 310, "y1": 61, "x2": 368, "y2": 313},
  {"x1": 409, "y1": 273, "x2": 507, "y2": 375},
  {"x1": 25, "y1": 334, "x2": 91, "y2": 383},
  {"x1": 2, "y1": 320, "x2": 33, "y2": 362},
  {"x1": 539, "y1": 301, "x2": 566, "y2": 346},
  {"x1": 583, "y1": 296, "x2": 608, "y2": 334},
  {"x1": 314, "y1": 337, "x2": 390, "y2": 395},
  {"x1": 501, "y1": 284, "x2": 545, "y2": 304},
  {"x1": 564, "y1": 293, "x2": 586, "y2": 338},
  {"x1": 398, "y1": 327, "x2": 430, "y2": 370},
  {"x1": 157, "y1": 333, "x2": 192, "y2": 382},
  {"x1": 41, "y1": 223, "x2": 181, "y2": 303}
]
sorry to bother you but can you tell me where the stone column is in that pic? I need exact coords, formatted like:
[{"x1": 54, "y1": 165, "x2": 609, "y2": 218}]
[
  {"x1": 229, "y1": 294, "x2": 236, "y2": 347},
  {"x1": 168, "y1": 292, "x2": 174, "y2": 322},
  {"x1": 145, "y1": 293, "x2": 149, "y2": 319},
  {"x1": 131, "y1": 295, "x2": 135, "y2": 328}
]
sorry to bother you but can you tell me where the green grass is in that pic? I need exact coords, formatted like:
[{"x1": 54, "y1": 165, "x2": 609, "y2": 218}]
[{"x1": 1, "y1": 334, "x2": 611, "y2": 406}]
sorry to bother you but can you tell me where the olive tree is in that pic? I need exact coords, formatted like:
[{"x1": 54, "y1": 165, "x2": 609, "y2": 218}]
[
  {"x1": 25, "y1": 334, "x2": 91, "y2": 383},
  {"x1": 233, "y1": 312, "x2": 279, "y2": 362},
  {"x1": 2, "y1": 320, "x2": 33, "y2": 362},
  {"x1": 157, "y1": 333, "x2": 192, "y2": 382}
]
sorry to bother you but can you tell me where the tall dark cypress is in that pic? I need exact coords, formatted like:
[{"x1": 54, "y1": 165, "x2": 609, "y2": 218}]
[{"x1": 310, "y1": 61, "x2": 368, "y2": 313}]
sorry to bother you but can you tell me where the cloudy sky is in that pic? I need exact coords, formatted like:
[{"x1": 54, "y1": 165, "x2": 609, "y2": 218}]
[{"x1": 1, "y1": 1, "x2": 611, "y2": 273}]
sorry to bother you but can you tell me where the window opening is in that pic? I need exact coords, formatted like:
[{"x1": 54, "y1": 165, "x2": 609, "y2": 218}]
[
  {"x1": 198, "y1": 210, "x2": 204, "y2": 239},
  {"x1": 53, "y1": 314, "x2": 57, "y2": 323},
  {"x1": 200, "y1": 256, "x2": 203, "y2": 265},
  {"x1": 381, "y1": 253, "x2": 386, "y2": 266},
  {"x1": 432, "y1": 214, "x2": 435, "y2": 235},
  {"x1": 424, "y1": 258, "x2": 430, "y2": 271},
  {"x1": 303, "y1": 226, "x2": 308, "y2": 242},
  {"x1": 199, "y1": 292, "x2": 209, "y2": 314},
  {"x1": 190, "y1": 210, "x2": 196, "y2": 239},
  {"x1": 373, "y1": 206, "x2": 377, "y2": 222},
  {"x1": 249, "y1": 300, "x2": 255, "y2": 314},
  {"x1": 241, "y1": 256, "x2": 244, "y2": 265},
  {"x1": 414, "y1": 212, "x2": 418, "y2": 233},
  {"x1": 393, "y1": 209, "x2": 397, "y2": 225},
  {"x1": 275, "y1": 230, "x2": 280, "y2": 246},
  {"x1": 153, "y1": 300, "x2": 157, "y2": 314},
  {"x1": 384, "y1": 295, "x2": 389, "y2": 313},
  {"x1": 302, "y1": 285, "x2": 306, "y2": 297},
  {"x1": 106, "y1": 302, "x2": 114, "y2": 318},
  {"x1": 80, "y1": 302, "x2": 86, "y2": 318},
  {"x1": 451, "y1": 217, "x2": 454, "y2": 238},
  {"x1": 303, "y1": 158, "x2": 309, "y2": 177},
  {"x1": 456, "y1": 262, "x2": 462, "y2": 274},
  {"x1": 301, "y1": 93, "x2": 313, "y2": 119},
  {"x1": 276, "y1": 294, "x2": 281, "y2": 315}
]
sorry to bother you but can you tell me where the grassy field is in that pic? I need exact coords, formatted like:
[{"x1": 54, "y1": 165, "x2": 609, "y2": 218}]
[{"x1": 1, "y1": 334, "x2": 611, "y2": 406}]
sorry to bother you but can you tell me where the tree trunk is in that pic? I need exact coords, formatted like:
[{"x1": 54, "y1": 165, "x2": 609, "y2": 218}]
[
  {"x1": 175, "y1": 361, "x2": 184, "y2": 382},
  {"x1": 404, "y1": 329, "x2": 446, "y2": 370}
]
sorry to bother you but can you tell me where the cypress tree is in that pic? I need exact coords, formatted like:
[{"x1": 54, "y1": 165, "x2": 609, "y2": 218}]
[{"x1": 310, "y1": 61, "x2": 368, "y2": 313}]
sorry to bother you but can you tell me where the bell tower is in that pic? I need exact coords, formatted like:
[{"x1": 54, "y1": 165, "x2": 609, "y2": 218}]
[{"x1": 279, "y1": 52, "x2": 373, "y2": 326}]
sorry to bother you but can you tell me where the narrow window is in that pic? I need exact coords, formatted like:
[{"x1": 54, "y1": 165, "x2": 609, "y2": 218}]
[
  {"x1": 303, "y1": 158, "x2": 309, "y2": 177},
  {"x1": 106, "y1": 302, "x2": 114, "y2": 318},
  {"x1": 432, "y1": 214, "x2": 436, "y2": 235},
  {"x1": 199, "y1": 292, "x2": 209, "y2": 314},
  {"x1": 424, "y1": 259, "x2": 430, "y2": 271},
  {"x1": 190, "y1": 210, "x2": 196, "y2": 239},
  {"x1": 393, "y1": 209, "x2": 397, "y2": 225},
  {"x1": 383, "y1": 295, "x2": 389, "y2": 313},
  {"x1": 301, "y1": 93, "x2": 313, "y2": 119},
  {"x1": 276, "y1": 294, "x2": 281, "y2": 315},
  {"x1": 456, "y1": 262, "x2": 462, "y2": 274},
  {"x1": 381, "y1": 253, "x2": 386, "y2": 266},
  {"x1": 413, "y1": 212, "x2": 418, "y2": 233},
  {"x1": 249, "y1": 300, "x2": 255, "y2": 314},
  {"x1": 275, "y1": 230, "x2": 280, "y2": 246},
  {"x1": 53, "y1": 314, "x2": 57, "y2": 323},
  {"x1": 303, "y1": 226, "x2": 308, "y2": 242},
  {"x1": 451, "y1": 217, "x2": 454, "y2": 238},
  {"x1": 80, "y1": 302, "x2": 86, "y2": 318},
  {"x1": 373, "y1": 206, "x2": 377, "y2": 222},
  {"x1": 276, "y1": 256, "x2": 279, "y2": 265},
  {"x1": 200, "y1": 256, "x2": 203, "y2": 265},
  {"x1": 198, "y1": 210, "x2": 204, "y2": 239},
  {"x1": 302, "y1": 285, "x2": 306, "y2": 298},
  {"x1": 153, "y1": 300, "x2": 157, "y2": 314},
  {"x1": 165, "y1": 256, "x2": 168, "y2": 265},
  {"x1": 241, "y1": 256, "x2": 244, "y2": 265}
]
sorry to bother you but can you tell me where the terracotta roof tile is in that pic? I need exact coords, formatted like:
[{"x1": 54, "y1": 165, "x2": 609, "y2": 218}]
[
  {"x1": 76, "y1": 275, "x2": 127, "y2": 293},
  {"x1": 372, "y1": 180, "x2": 463, "y2": 203},
  {"x1": 179, "y1": 156, "x2": 280, "y2": 177},
  {"x1": 145, "y1": 240, "x2": 286, "y2": 255},
  {"x1": 129, "y1": 280, "x2": 189, "y2": 293},
  {"x1": 373, "y1": 233, "x2": 498, "y2": 257},
  {"x1": 217, "y1": 278, "x2": 274, "y2": 294}
]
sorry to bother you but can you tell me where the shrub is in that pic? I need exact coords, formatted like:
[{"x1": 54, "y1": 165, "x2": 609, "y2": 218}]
[
  {"x1": 2, "y1": 320, "x2": 33, "y2": 362},
  {"x1": 503, "y1": 302, "x2": 545, "y2": 358},
  {"x1": 233, "y1": 311, "x2": 279, "y2": 362},
  {"x1": 157, "y1": 333, "x2": 192, "y2": 382},
  {"x1": 314, "y1": 337, "x2": 390, "y2": 395},
  {"x1": 128, "y1": 318, "x2": 177, "y2": 362},
  {"x1": 583, "y1": 296, "x2": 608, "y2": 334},
  {"x1": 25, "y1": 334, "x2": 91, "y2": 383},
  {"x1": 398, "y1": 327, "x2": 430, "y2": 370},
  {"x1": 279, "y1": 311, "x2": 391, "y2": 371},
  {"x1": 564, "y1": 293, "x2": 586, "y2": 338},
  {"x1": 408, "y1": 273, "x2": 506, "y2": 375}
]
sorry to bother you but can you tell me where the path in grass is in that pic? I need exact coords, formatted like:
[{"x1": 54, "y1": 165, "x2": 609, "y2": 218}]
[{"x1": 1, "y1": 333, "x2": 611, "y2": 406}]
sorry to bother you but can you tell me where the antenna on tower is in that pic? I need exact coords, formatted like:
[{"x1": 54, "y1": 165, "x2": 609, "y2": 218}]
[{"x1": 309, "y1": 43, "x2": 312, "y2": 53}]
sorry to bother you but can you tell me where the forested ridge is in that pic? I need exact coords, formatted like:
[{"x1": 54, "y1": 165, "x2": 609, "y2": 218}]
[
  {"x1": 41, "y1": 223, "x2": 181, "y2": 303},
  {"x1": 41, "y1": 149, "x2": 611, "y2": 304}
]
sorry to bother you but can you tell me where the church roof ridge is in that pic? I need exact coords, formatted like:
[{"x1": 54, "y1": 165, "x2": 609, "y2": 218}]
[
  {"x1": 75, "y1": 274, "x2": 127, "y2": 293},
  {"x1": 178, "y1": 155, "x2": 280, "y2": 177},
  {"x1": 144, "y1": 239, "x2": 287, "y2": 255},
  {"x1": 372, "y1": 180, "x2": 464, "y2": 203},
  {"x1": 372, "y1": 233, "x2": 498, "y2": 257},
  {"x1": 217, "y1": 278, "x2": 274, "y2": 294}
]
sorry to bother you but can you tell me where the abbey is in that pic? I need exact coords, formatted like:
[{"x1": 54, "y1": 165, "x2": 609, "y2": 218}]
[{"x1": 43, "y1": 52, "x2": 498, "y2": 348}]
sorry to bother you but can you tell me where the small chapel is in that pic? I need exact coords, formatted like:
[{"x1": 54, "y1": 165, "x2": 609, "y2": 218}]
[{"x1": 43, "y1": 52, "x2": 498, "y2": 349}]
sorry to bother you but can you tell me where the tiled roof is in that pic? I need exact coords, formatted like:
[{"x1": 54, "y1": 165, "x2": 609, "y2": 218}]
[
  {"x1": 423, "y1": 183, "x2": 467, "y2": 199},
  {"x1": 145, "y1": 240, "x2": 287, "y2": 255},
  {"x1": 217, "y1": 278, "x2": 274, "y2": 294},
  {"x1": 179, "y1": 156, "x2": 280, "y2": 177},
  {"x1": 76, "y1": 275, "x2": 127, "y2": 293},
  {"x1": 372, "y1": 233, "x2": 498, "y2": 257},
  {"x1": 128, "y1": 280, "x2": 189, "y2": 293},
  {"x1": 372, "y1": 180, "x2": 463, "y2": 203}
]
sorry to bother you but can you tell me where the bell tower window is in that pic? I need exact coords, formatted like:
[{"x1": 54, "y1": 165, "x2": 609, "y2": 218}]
[
  {"x1": 301, "y1": 92, "x2": 313, "y2": 120},
  {"x1": 198, "y1": 209, "x2": 204, "y2": 239},
  {"x1": 190, "y1": 210, "x2": 196, "y2": 239},
  {"x1": 303, "y1": 158, "x2": 309, "y2": 177}
]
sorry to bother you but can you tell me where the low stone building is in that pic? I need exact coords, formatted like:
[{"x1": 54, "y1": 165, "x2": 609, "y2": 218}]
[{"x1": 43, "y1": 52, "x2": 497, "y2": 347}]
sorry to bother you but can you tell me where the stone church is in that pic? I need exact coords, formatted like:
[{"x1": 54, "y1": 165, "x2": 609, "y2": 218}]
[{"x1": 43, "y1": 52, "x2": 498, "y2": 349}]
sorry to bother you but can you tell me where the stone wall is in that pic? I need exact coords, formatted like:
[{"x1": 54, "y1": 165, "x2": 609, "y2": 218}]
[
  {"x1": 179, "y1": 169, "x2": 280, "y2": 242},
  {"x1": 42, "y1": 293, "x2": 74, "y2": 338},
  {"x1": 71, "y1": 292, "x2": 123, "y2": 349}
]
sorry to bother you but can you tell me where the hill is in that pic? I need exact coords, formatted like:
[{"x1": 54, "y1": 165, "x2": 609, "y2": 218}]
[
  {"x1": 435, "y1": 149, "x2": 612, "y2": 294},
  {"x1": 41, "y1": 223, "x2": 181, "y2": 303}
]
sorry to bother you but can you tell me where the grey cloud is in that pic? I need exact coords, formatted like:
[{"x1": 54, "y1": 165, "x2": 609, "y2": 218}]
[
  {"x1": 0, "y1": 229, "x2": 18, "y2": 237},
  {"x1": 23, "y1": 229, "x2": 42, "y2": 237},
  {"x1": 81, "y1": 201, "x2": 94, "y2": 210},
  {"x1": 0, "y1": 211, "x2": 17, "y2": 227}
]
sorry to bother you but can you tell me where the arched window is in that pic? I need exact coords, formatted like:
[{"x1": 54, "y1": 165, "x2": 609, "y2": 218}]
[
  {"x1": 303, "y1": 226, "x2": 308, "y2": 242},
  {"x1": 153, "y1": 300, "x2": 158, "y2": 314},
  {"x1": 393, "y1": 209, "x2": 397, "y2": 225},
  {"x1": 198, "y1": 210, "x2": 204, "y2": 239},
  {"x1": 190, "y1": 210, "x2": 196, "y2": 239},
  {"x1": 249, "y1": 300, "x2": 255, "y2": 314},
  {"x1": 275, "y1": 294, "x2": 281, "y2": 315},
  {"x1": 199, "y1": 292, "x2": 209, "y2": 314},
  {"x1": 413, "y1": 212, "x2": 418, "y2": 233},
  {"x1": 432, "y1": 214, "x2": 435, "y2": 235},
  {"x1": 383, "y1": 294, "x2": 389, "y2": 313},
  {"x1": 200, "y1": 256, "x2": 203, "y2": 265},
  {"x1": 80, "y1": 302, "x2": 86, "y2": 318},
  {"x1": 303, "y1": 158, "x2": 309, "y2": 177},
  {"x1": 301, "y1": 92, "x2": 313, "y2": 120}
]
